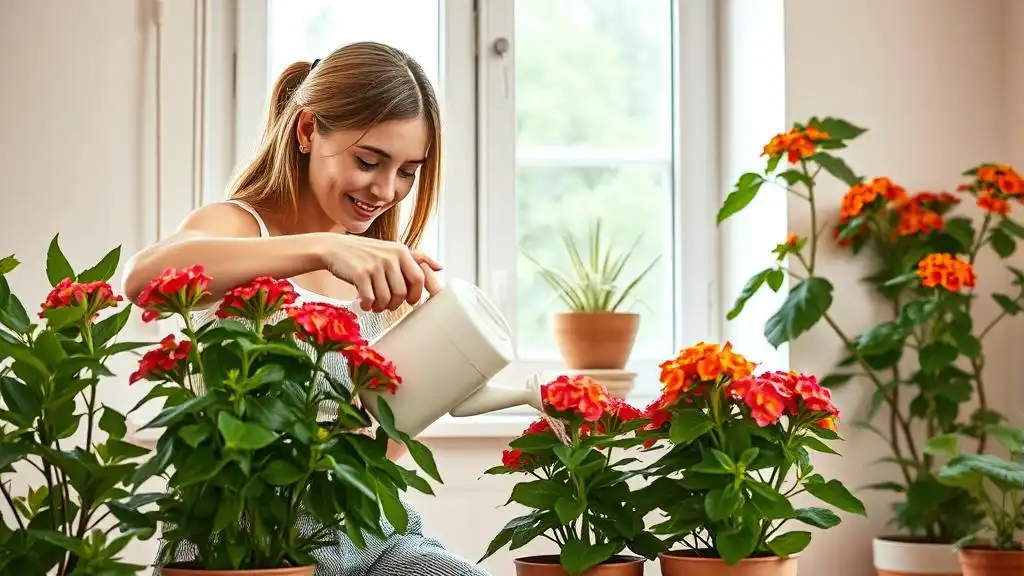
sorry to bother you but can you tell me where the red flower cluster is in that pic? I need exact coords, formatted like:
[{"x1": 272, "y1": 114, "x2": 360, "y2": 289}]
[
  {"x1": 137, "y1": 266, "x2": 212, "y2": 322},
  {"x1": 39, "y1": 278, "x2": 122, "y2": 321},
  {"x1": 344, "y1": 345, "x2": 401, "y2": 395},
  {"x1": 541, "y1": 374, "x2": 611, "y2": 422},
  {"x1": 130, "y1": 334, "x2": 191, "y2": 384},
  {"x1": 288, "y1": 302, "x2": 367, "y2": 350},
  {"x1": 658, "y1": 342, "x2": 754, "y2": 407},
  {"x1": 726, "y1": 371, "x2": 840, "y2": 428},
  {"x1": 501, "y1": 418, "x2": 552, "y2": 472},
  {"x1": 217, "y1": 276, "x2": 296, "y2": 321}
]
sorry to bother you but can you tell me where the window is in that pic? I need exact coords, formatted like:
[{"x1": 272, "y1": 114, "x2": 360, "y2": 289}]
[{"x1": 227, "y1": 0, "x2": 720, "y2": 414}]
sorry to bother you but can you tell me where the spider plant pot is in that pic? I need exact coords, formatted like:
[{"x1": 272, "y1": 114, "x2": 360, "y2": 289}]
[
  {"x1": 658, "y1": 551, "x2": 799, "y2": 576},
  {"x1": 552, "y1": 311, "x2": 639, "y2": 370},
  {"x1": 513, "y1": 555, "x2": 645, "y2": 575},
  {"x1": 872, "y1": 537, "x2": 962, "y2": 576},
  {"x1": 956, "y1": 547, "x2": 1024, "y2": 576},
  {"x1": 158, "y1": 566, "x2": 317, "y2": 576}
]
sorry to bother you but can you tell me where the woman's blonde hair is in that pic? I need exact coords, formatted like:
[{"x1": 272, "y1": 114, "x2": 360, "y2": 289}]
[{"x1": 230, "y1": 41, "x2": 441, "y2": 249}]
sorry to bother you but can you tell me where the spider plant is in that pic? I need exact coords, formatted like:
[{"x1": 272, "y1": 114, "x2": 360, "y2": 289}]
[{"x1": 522, "y1": 219, "x2": 660, "y2": 313}]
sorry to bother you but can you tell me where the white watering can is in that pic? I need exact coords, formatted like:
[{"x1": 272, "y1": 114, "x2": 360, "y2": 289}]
[{"x1": 358, "y1": 279, "x2": 545, "y2": 437}]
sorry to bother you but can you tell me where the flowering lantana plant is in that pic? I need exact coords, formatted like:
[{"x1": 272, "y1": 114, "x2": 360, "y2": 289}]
[
  {"x1": 717, "y1": 116, "x2": 1020, "y2": 544},
  {"x1": 129, "y1": 267, "x2": 440, "y2": 571},
  {"x1": 480, "y1": 375, "x2": 665, "y2": 575},
  {"x1": 0, "y1": 238, "x2": 157, "y2": 575},
  {"x1": 635, "y1": 342, "x2": 866, "y2": 564}
]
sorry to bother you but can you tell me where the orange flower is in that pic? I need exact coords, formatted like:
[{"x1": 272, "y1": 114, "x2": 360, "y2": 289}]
[
  {"x1": 288, "y1": 302, "x2": 366, "y2": 351},
  {"x1": 39, "y1": 278, "x2": 122, "y2": 321},
  {"x1": 129, "y1": 334, "x2": 191, "y2": 384},
  {"x1": 916, "y1": 253, "x2": 977, "y2": 292},
  {"x1": 744, "y1": 381, "x2": 789, "y2": 427},
  {"x1": 659, "y1": 341, "x2": 754, "y2": 407},
  {"x1": 541, "y1": 375, "x2": 611, "y2": 422},
  {"x1": 839, "y1": 183, "x2": 881, "y2": 221},
  {"x1": 977, "y1": 188, "x2": 1011, "y2": 215},
  {"x1": 762, "y1": 127, "x2": 830, "y2": 164},
  {"x1": 895, "y1": 205, "x2": 944, "y2": 236},
  {"x1": 785, "y1": 233, "x2": 800, "y2": 247},
  {"x1": 976, "y1": 164, "x2": 1024, "y2": 196},
  {"x1": 343, "y1": 345, "x2": 401, "y2": 394},
  {"x1": 137, "y1": 265, "x2": 212, "y2": 323},
  {"x1": 217, "y1": 276, "x2": 297, "y2": 321},
  {"x1": 816, "y1": 416, "x2": 838, "y2": 432}
]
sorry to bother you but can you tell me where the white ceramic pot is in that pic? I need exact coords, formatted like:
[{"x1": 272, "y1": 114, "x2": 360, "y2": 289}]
[
  {"x1": 873, "y1": 537, "x2": 961, "y2": 576},
  {"x1": 360, "y1": 279, "x2": 544, "y2": 437}
]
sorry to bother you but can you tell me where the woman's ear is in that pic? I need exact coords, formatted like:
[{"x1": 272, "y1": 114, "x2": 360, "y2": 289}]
[{"x1": 295, "y1": 108, "x2": 316, "y2": 151}]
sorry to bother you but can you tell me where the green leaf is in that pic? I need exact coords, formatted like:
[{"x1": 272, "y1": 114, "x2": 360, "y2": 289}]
[
  {"x1": 766, "y1": 268, "x2": 785, "y2": 291},
  {"x1": 764, "y1": 277, "x2": 833, "y2": 348},
  {"x1": 856, "y1": 321, "x2": 906, "y2": 355},
  {"x1": 747, "y1": 480, "x2": 795, "y2": 519},
  {"x1": 992, "y1": 293, "x2": 1022, "y2": 316},
  {"x1": 779, "y1": 169, "x2": 814, "y2": 188},
  {"x1": 46, "y1": 235, "x2": 75, "y2": 286},
  {"x1": 377, "y1": 480, "x2": 409, "y2": 534},
  {"x1": 705, "y1": 484, "x2": 743, "y2": 522},
  {"x1": 560, "y1": 538, "x2": 619, "y2": 575},
  {"x1": 943, "y1": 218, "x2": 976, "y2": 252},
  {"x1": 804, "y1": 476, "x2": 866, "y2": 515},
  {"x1": 331, "y1": 459, "x2": 377, "y2": 499},
  {"x1": 716, "y1": 517, "x2": 760, "y2": 565},
  {"x1": 918, "y1": 342, "x2": 958, "y2": 372},
  {"x1": 92, "y1": 305, "x2": 133, "y2": 348},
  {"x1": 767, "y1": 531, "x2": 812, "y2": 556},
  {"x1": 799, "y1": 436, "x2": 840, "y2": 456},
  {"x1": 405, "y1": 438, "x2": 442, "y2": 483},
  {"x1": 510, "y1": 480, "x2": 563, "y2": 509},
  {"x1": 669, "y1": 410, "x2": 715, "y2": 445},
  {"x1": 718, "y1": 173, "x2": 765, "y2": 224},
  {"x1": 819, "y1": 373, "x2": 854, "y2": 389},
  {"x1": 0, "y1": 255, "x2": 18, "y2": 275},
  {"x1": 43, "y1": 306, "x2": 86, "y2": 331},
  {"x1": 810, "y1": 152, "x2": 861, "y2": 187},
  {"x1": 999, "y1": 217, "x2": 1024, "y2": 239},
  {"x1": 99, "y1": 407, "x2": 127, "y2": 440},
  {"x1": 923, "y1": 434, "x2": 961, "y2": 457},
  {"x1": 0, "y1": 377, "x2": 41, "y2": 423},
  {"x1": 986, "y1": 425, "x2": 1024, "y2": 454},
  {"x1": 554, "y1": 496, "x2": 586, "y2": 524},
  {"x1": 727, "y1": 268, "x2": 771, "y2": 321},
  {"x1": 815, "y1": 117, "x2": 867, "y2": 140},
  {"x1": 990, "y1": 228, "x2": 1016, "y2": 258},
  {"x1": 261, "y1": 460, "x2": 305, "y2": 486},
  {"x1": 794, "y1": 507, "x2": 842, "y2": 529},
  {"x1": 217, "y1": 413, "x2": 279, "y2": 450},
  {"x1": 178, "y1": 423, "x2": 213, "y2": 448},
  {"x1": 77, "y1": 246, "x2": 121, "y2": 283},
  {"x1": 938, "y1": 454, "x2": 1024, "y2": 490}
]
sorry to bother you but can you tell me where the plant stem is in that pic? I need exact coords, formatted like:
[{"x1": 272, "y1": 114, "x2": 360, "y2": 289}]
[
  {"x1": 0, "y1": 480, "x2": 24, "y2": 530},
  {"x1": 82, "y1": 325, "x2": 97, "y2": 452},
  {"x1": 970, "y1": 356, "x2": 989, "y2": 453},
  {"x1": 800, "y1": 161, "x2": 820, "y2": 272}
]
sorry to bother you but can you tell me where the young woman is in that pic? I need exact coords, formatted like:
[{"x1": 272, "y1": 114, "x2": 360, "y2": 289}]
[{"x1": 124, "y1": 42, "x2": 488, "y2": 576}]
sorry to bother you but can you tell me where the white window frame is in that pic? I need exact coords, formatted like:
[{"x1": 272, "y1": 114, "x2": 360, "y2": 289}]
[{"x1": 197, "y1": 0, "x2": 724, "y2": 437}]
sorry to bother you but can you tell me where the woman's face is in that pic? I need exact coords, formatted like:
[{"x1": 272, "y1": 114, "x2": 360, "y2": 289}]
[{"x1": 298, "y1": 112, "x2": 430, "y2": 234}]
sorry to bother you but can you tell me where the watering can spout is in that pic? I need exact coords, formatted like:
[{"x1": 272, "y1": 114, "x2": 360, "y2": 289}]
[{"x1": 448, "y1": 374, "x2": 545, "y2": 418}]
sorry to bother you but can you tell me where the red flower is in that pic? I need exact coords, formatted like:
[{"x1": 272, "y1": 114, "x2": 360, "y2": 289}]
[
  {"x1": 343, "y1": 345, "x2": 401, "y2": 394},
  {"x1": 523, "y1": 418, "x2": 552, "y2": 436},
  {"x1": 129, "y1": 334, "x2": 191, "y2": 384},
  {"x1": 541, "y1": 375, "x2": 611, "y2": 422},
  {"x1": 502, "y1": 449, "x2": 527, "y2": 471},
  {"x1": 217, "y1": 276, "x2": 296, "y2": 321},
  {"x1": 39, "y1": 278, "x2": 122, "y2": 321},
  {"x1": 607, "y1": 398, "x2": 643, "y2": 423},
  {"x1": 137, "y1": 266, "x2": 211, "y2": 323},
  {"x1": 730, "y1": 371, "x2": 840, "y2": 427},
  {"x1": 288, "y1": 302, "x2": 366, "y2": 351}
]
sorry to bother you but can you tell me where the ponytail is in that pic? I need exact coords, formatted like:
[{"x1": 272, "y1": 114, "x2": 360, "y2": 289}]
[{"x1": 263, "y1": 61, "x2": 313, "y2": 142}]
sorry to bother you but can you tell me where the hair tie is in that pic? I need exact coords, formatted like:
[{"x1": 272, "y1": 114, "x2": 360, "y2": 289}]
[{"x1": 310, "y1": 58, "x2": 321, "y2": 71}]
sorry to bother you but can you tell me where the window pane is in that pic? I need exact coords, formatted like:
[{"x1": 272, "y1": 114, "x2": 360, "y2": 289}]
[
  {"x1": 266, "y1": 0, "x2": 442, "y2": 257},
  {"x1": 514, "y1": 0, "x2": 675, "y2": 361}
]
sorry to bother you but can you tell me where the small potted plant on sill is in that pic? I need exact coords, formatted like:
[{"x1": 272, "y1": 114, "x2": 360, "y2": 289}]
[
  {"x1": 0, "y1": 237, "x2": 158, "y2": 575},
  {"x1": 127, "y1": 267, "x2": 441, "y2": 575},
  {"x1": 522, "y1": 219, "x2": 659, "y2": 372},
  {"x1": 932, "y1": 427, "x2": 1024, "y2": 576},
  {"x1": 479, "y1": 374, "x2": 665, "y2": 575},
  {"x1": 635, "y1": 342, "x2": 867, "y2": 576}
]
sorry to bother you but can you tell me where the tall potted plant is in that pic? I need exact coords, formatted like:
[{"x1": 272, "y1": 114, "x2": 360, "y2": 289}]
[
  {"x1": 523, "y1": 219, "x2": 659, "y2": 371},
  {"x1": 934, "y1": 427, "x2": 1024, "y2": 576},
  {"x1": 127, "y1": 268, "x2": 441, "y2": 575},
  {"x1": 479, "y1": 374, "x2": 665, "y2": 575},
  {"x1": 635, "y1": 341, "x2": 866, "y2": 576},
  {"x1": 716, "y1": 117, "x2": 1020, "y2": 575},
  {"x1": 0, "y1": 238, "x2": 157, "y2": 575}
]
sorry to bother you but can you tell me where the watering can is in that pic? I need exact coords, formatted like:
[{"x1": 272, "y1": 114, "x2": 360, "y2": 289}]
[{"x1": 358, "y1": 278, "x2": 545, "y2": 437}]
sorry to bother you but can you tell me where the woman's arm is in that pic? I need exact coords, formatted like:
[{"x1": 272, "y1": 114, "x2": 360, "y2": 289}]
[{"x1": 122, "y1": 202, "x2": 330, "y2": 304}]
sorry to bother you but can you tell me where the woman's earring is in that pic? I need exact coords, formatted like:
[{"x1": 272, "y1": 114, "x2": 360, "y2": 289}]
[{"x1": 299, "y1": 143, "x2": 309, "y2": 154}]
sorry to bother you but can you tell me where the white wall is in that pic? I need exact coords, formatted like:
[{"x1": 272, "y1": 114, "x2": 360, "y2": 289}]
[{"x1": 1, "y1": 1, "x2": 1022, "y2": 576}]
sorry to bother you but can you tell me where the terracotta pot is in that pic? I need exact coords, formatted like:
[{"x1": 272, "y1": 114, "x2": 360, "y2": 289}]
[
  {"x1": 552, "y1": 312, "x2": 639, "y2": 370},
  {"x1": 513, "y1": 554, "x2": 645, "y2": 575},
  {"x1": 872, "y1": 536, "x2": 961, "y2": 576},
  {"x1": 158, "y1": 565, "x2": 316, "y2": 576},
  {"x1": 658, "y1": 551, "x2": 799, "y2": 576},
  {"x1": 956, "y1": 547, "x2": 1024, "y2": 576}
]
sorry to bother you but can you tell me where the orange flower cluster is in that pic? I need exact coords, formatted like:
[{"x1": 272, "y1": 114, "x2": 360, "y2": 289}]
[
  {"x1": 977, "y1": 164, "x2": 1024, "y2": 196},
  {"x1": 762, "y1": 126, "x2": 830, "y2": 164},
  {"x1": 916, "y1": 253, "x2": 977, "y2": 291},
  {"x1": 288, "y1": 302, "x2": 367, "y2": 350},
  {"x1": 129, "y1": 334, "x2": 191, "y2": 384},
  {"x1": 501, "y1": 419, "x2": 553, "y2": 471},
  {"x1": 658, "y1": 341, "x2": 754, "y2": 407},
  {"x1": 39, "y1": 278, "x2": 122, "y2": 321},
  {"x1": 977, "y1": 189, "x2": 1010, "y2": 216},
  {"x1": 137, "y1": 265, "x2": 212, "y2": 323},
  {"x1": 216, "y1": 276, "x2": 297, "y2": 320},
  {"x1": 839, "y1": 177, "x2": 906, "y2": 222},
  {"x1": 541, "y1": 374, "x2": 611, "y2": 422},
  {"x1": 345, "y1": 345, "x2": 401, "y2": 394},
  {"x1": 725, "y1": 371, "x2": 839, "y2": 429}
]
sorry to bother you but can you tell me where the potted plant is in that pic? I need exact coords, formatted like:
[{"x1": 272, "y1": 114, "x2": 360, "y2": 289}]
[
  {"x1": 934, "y1": 427, "x2": 1024, "y2": 576},
  {"x1": 522, "y1": 219, "x2": 659, "y2": 371},
  {"x1": 0, "y1": 237, "x2": 158, "y2": 575},
  {"x1": 479, "y1": 374, "x2": 665, "y2": 575},
  {"x1": 127, "y1": 267, "x2": 442, "y2": 575},
  {"x1": 634, "y1": 341, "x2": 866, "y2": 576},
  {"x1": 717, "y1": 117, "x2": 1021, "y2": 575}
]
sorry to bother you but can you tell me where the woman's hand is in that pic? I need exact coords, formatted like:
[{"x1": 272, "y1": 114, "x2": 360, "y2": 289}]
[{"x1": 319, "y1": 234, "x2": 443, "y2": 312}]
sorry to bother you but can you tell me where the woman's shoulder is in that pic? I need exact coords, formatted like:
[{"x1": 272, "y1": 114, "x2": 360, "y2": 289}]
[{"x1": 175, "y1": 200, "x2": 267, "y2": 239}]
